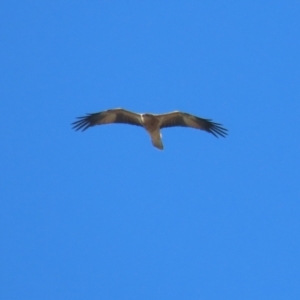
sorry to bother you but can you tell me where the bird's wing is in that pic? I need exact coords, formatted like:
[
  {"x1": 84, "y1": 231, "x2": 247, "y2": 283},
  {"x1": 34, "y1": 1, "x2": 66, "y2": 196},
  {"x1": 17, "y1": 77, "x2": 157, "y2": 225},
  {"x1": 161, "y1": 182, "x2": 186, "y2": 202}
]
[
  {"x1": 72, "y1": 108, "x2": 143, "y2": 131},
  {"x1": 157, "y1": 111, "x2": 228, "y2": 138}
]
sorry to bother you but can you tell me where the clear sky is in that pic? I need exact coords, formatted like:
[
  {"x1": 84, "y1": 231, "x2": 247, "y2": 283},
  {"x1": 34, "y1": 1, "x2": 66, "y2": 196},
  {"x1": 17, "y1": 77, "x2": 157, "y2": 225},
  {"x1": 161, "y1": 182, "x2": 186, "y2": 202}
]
[{"x1": 1, "y1": 1, "x2": 299, "y2": 299}]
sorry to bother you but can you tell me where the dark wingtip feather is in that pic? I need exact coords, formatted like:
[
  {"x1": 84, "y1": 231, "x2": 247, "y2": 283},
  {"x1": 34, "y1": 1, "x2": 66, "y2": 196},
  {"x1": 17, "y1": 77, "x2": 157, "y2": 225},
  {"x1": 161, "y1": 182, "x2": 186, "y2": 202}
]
[
  {"x1": 71, "y1": 113, "x2": 95, "y2": 131},
  {"x1": 192, "y1": 116, "x2": 228, "y2": 138},
  {"x1": 206, "y1": 120, "x2": 228, "y2": 138}
]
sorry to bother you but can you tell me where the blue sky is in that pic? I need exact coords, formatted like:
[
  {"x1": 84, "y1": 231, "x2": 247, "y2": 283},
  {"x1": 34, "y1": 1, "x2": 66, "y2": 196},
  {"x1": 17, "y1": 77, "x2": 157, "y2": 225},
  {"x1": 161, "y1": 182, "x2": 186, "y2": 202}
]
[{"x1": 1, "y1": 1, "x2": 299, "y2": 299}]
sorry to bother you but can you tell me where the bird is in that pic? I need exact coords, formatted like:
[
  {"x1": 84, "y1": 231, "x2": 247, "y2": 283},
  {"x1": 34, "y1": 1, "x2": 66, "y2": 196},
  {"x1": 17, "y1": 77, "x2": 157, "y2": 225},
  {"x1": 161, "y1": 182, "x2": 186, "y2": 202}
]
[{"x1": 72, "y1": 108, "x2": 228, "y2": 150}]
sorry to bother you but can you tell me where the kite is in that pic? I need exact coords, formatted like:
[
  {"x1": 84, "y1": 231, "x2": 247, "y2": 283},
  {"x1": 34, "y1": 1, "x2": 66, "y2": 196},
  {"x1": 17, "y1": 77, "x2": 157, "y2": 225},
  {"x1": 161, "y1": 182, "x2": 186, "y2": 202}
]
[{"x1": 72, "y1": 108, "x2": 228, "y2": 150}]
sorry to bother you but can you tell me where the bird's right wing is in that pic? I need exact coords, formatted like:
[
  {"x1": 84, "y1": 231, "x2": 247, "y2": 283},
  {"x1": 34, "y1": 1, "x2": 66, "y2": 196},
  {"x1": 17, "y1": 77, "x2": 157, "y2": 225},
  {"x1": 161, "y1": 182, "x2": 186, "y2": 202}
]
[{"x1": 72, "y1": 108, "x2": 143, "y2": 131}]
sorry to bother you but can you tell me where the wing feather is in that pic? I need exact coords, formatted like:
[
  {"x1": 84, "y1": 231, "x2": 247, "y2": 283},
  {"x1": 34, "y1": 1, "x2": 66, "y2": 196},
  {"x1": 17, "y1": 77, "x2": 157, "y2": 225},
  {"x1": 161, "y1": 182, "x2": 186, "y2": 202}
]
[
  {"x1": 72, "y1": 108, "x2": 143, "y2": 131},
  {"x1": 157, "y1": 111, "x2": 228, "y2": 138}
]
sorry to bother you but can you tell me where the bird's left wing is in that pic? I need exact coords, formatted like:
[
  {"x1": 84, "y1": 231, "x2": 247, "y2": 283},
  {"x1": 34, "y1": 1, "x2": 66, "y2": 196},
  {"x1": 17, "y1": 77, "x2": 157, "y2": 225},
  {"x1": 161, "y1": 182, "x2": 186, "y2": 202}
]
[
  {"x1": 72, "y1": 108, "x2": 143, "y2": 131},
  {"x1": 157, "y1": 111, "x2": 228, "y2": 138}
]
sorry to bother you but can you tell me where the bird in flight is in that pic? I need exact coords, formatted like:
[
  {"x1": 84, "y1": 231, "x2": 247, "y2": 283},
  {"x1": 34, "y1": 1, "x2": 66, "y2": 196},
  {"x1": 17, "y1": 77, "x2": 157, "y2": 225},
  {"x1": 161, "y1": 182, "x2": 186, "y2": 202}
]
[{"x1": 72, "y1": 108, "x2": 228, "y2": 150}]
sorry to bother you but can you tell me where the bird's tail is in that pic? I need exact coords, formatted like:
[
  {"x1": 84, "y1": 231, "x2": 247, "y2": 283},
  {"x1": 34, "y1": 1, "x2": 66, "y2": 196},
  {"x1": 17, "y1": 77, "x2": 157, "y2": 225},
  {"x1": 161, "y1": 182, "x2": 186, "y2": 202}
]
[{"x1": 150, "y1": 131, "x2": 164, "y2": 150}]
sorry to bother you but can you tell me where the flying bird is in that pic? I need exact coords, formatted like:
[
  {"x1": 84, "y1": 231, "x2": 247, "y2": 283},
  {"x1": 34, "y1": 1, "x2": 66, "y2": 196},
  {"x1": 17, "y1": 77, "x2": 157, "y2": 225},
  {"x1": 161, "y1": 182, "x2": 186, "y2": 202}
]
[{"x1": 72, "y1": 108, "x2": 228, "y2": 150}]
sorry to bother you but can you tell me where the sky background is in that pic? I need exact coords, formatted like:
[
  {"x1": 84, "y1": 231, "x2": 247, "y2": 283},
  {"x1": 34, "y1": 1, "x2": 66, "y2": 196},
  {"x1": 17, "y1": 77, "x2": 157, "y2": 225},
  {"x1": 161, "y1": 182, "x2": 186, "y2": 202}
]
[{"x1": 1, "y1": 1, "x2": 300, "y2": 299}]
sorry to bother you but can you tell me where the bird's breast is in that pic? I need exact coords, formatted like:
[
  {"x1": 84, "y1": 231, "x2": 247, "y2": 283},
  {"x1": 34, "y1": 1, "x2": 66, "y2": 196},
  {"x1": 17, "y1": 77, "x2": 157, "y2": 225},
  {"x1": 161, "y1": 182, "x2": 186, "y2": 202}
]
[{"x1": 141, "y1": 114, "x2": 160, "y2": 132}]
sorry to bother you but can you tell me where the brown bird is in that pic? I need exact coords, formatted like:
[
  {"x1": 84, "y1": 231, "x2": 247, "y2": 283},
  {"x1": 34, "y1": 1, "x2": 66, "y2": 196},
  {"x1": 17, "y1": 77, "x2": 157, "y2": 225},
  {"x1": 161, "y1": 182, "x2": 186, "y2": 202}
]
[{"x1": 72, "y1": 108, "x2": 228, "y2": 150}]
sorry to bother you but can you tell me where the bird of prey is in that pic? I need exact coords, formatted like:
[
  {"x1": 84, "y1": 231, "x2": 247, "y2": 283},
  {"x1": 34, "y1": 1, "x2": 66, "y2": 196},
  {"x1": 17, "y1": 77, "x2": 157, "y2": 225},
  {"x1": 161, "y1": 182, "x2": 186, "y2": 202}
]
[{"x1": 72, "y1": 108, "x2": 228, "y2": 150}]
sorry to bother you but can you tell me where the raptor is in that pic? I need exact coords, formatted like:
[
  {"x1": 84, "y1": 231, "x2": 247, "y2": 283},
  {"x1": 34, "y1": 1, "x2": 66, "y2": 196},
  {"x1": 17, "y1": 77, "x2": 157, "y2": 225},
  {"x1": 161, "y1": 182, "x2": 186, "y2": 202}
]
[{"x1": 72, "y1": 108, "x2": 228, "y2": 150}]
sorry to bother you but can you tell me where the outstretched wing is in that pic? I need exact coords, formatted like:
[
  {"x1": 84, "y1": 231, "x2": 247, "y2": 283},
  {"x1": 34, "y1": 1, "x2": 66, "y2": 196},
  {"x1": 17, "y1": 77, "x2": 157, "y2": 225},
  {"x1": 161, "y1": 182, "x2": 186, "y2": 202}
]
[
  {"x1": 72, "y1": 108, "x2": 143, "y2": 131},
  {"x1": 157, "y1": 111, "x2": 228, "y2": 138}
]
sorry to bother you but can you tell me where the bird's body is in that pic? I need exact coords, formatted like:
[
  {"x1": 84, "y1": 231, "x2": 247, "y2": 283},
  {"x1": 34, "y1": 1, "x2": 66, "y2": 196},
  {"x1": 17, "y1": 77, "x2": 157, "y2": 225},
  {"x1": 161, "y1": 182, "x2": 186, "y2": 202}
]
[
  {"x1": 72, "y1": 108, "x2": 227, "y2": 150},
  {"x1": 140, "y1": 114, "x2": 163, "y2": 149}
]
